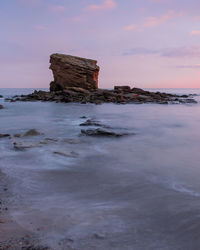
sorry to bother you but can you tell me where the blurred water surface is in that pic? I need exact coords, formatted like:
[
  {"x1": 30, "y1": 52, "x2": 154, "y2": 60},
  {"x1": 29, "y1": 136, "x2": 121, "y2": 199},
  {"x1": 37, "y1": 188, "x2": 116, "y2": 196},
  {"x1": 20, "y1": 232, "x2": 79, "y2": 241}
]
[{"x1": 0, "y1": 88, "x2": 200, "y2": 250}]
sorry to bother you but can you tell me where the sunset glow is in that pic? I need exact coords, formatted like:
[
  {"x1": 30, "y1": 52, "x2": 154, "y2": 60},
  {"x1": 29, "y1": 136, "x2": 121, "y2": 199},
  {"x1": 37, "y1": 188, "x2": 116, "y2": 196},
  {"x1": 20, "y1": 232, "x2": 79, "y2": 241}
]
[{"x1": 1, "y1": 0, "x2": 200, "y2": 88}]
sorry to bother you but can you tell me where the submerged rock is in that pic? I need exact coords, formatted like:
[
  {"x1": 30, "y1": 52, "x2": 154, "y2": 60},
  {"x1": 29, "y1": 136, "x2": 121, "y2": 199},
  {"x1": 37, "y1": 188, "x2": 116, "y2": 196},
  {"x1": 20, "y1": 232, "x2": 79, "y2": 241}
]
[
  {"x1": 0, "y1": 95, "x2": 3, "y2": 98},
  {"x1": 49, "y1": 53, "x2": 100, "y2": 91},
  {"x1": 13, "y1": 141, "x2": 42, "y2": 150},
  {"x1": 80, "y1": 119, "x2": 110, "y2": 128},
  {"x1": 53, "y1": 151, "x2": 79, "y2": 158},
  {"x1": 180, "y1": 98, "x2": 198, "y2": 104},
  {"x1": 39, "y1": 138, "x2": 58, "y2": 144},
  {"x1": 13, "y1": 138, "x2": 57, "y2": 150},
  {"x1": 0, "y1": 104, "x2": 4, "y2": 109},
  {"x1": 0, "y1": 134, "x2": 10, "y2": 138},
  {"x1": 81, "y1": 128, "x2": 128, "y2": 137},
  {"x1": 13, "y1": 134, "x2": 21, "y2": 138},
  {"x1": 23, "y1": 129, "x2": 41, "y2": 137}
]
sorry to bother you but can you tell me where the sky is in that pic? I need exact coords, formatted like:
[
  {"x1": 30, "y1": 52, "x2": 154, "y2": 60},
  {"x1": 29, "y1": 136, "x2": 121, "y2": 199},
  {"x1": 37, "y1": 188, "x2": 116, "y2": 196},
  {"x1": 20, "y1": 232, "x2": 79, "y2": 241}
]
[{"x1": 0, "y1": 0, "x2": 200, "y2": 89}]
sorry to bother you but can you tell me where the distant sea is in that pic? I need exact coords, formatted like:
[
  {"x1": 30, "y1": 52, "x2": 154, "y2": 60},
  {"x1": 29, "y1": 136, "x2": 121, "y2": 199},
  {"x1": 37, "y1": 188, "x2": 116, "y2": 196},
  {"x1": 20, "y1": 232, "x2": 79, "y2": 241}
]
[{"x1": 0, "y1": 87, "x2": 200, "y2": 249}]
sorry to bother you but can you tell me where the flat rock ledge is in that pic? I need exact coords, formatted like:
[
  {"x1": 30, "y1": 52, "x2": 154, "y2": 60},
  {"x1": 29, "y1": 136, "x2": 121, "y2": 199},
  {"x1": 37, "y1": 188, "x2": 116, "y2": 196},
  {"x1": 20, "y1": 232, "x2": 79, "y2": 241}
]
[{"x1": 6, "y1": 86, "x2": 197, "y2": 105}]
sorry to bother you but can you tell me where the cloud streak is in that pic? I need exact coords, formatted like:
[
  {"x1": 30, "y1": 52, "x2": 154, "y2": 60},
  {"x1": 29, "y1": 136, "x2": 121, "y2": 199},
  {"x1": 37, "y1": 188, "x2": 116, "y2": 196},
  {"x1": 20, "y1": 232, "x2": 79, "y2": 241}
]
[
  {"x1": 175, "y1": 64, "x2": 200, "y2": 69},
  {"x1": 191, "y1": 30, "x2": 200, "y2": 35},
  {"x1": 85, "y1": 0, "x2": 117, "y2": 12},
  {"x1": 151, "y1": 0, "x2": 167, "y2": 3},
  {"x1": 124, "y1": 10, "x2": 184, "y2": 31},
  {"x1": 123, "y1": 46, "x2": 200, "y2": 58},
  {"x1": 34, "y1": 25, "x2": 46, "y2": 30},
  {"x1": 48, "y1": 5, "x2": 65, "y2": 13}
]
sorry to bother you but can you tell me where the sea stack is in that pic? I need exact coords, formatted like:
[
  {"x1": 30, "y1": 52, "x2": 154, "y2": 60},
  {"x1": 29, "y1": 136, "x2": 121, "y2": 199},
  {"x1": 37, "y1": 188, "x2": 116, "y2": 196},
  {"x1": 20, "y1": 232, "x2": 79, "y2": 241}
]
[{"x1": 49, "y1": 53, "x2": 100, "y2": 91}]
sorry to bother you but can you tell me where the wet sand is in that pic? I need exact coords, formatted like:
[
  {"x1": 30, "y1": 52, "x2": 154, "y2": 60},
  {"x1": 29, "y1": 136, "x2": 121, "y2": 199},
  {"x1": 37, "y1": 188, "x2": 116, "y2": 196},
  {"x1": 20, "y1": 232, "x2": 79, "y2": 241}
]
[{"x1": 0, "y1": 171, "x2": 48, "y2": 250}]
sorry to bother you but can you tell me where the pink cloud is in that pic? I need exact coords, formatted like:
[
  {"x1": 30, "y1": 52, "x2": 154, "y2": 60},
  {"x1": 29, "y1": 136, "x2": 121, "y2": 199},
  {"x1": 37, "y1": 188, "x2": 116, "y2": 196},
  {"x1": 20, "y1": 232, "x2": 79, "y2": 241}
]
[
  {"x1": 48, "y1": 5, "x2": 65, "y2": 13},
  {"x1": 191, "y1": 30, "x2": 200, "y2": 35},
  {"x1": 124, "y1": 24, "x2": 137, "y2": 31},
  {"x1": 34, "y1": 25, "x2": 46, "y2": 30},
  {"x1": 143, "y1": 10, "x2": 177, "y2": 27},
  {"x1": 137, "y1": 8, "x2": 146, "y2": 14},
  {"x1": 85, "y1": 0, "x2": 117, "y2": 12},
  {"x1": 151, "y1": 0, "x2": 167, "y2": 3},
  {"x1": 124, "y1": 10, "x2": 184, "y2": 31},
  {"x1": 17, "y1": 0, "x2": 41, "y2": 5}
]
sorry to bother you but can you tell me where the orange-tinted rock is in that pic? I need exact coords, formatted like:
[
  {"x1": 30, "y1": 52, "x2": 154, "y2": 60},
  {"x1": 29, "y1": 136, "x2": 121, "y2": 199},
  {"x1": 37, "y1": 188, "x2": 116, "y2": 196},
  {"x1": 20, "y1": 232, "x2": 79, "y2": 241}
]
[{"x1": 49, "y1": 54, "x2": 100, "y2": 91}]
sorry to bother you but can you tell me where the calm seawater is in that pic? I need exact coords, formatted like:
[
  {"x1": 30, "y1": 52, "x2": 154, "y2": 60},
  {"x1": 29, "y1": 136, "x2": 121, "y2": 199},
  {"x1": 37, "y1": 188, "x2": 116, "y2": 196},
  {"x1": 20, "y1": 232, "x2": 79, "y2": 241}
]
[{"x1": 0, "y1": 88, "x2": 200, "y2": 249}]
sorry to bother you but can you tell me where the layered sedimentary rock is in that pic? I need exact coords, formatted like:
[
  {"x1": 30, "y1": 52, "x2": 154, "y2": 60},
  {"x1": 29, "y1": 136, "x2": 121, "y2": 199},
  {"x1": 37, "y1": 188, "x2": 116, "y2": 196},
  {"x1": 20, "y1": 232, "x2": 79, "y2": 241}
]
[{"x1": 49, "y1": 54, "x2": 100, "y2": 91}]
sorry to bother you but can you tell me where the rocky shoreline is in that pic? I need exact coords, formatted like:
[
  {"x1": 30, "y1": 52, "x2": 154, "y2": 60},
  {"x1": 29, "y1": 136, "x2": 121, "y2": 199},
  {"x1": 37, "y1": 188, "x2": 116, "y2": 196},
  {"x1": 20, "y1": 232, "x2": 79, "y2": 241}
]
[
  {"x1": 4, "y1": 86, "x2": 197, "y2": 105},
  {"x1": 2, "y1": 53, "x2": 198, "y2": 105}
]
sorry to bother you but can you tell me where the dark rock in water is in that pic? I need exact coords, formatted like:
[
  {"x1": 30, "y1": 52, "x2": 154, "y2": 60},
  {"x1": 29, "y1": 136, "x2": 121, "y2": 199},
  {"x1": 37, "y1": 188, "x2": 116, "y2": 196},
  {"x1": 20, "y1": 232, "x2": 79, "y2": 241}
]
[
  {"x1": 13, "y1": 141, "x2": 42, "y2": 150},
  {"x1": 13, "y1": 134, "x2": 21, "y2": 138},
  {"x1": 49, "y1": 53, "x2": 100, "y2": 91},
  {"x1": 80, "y1": 116, "x2": 87, "y2": 119},
  {"x1": 23, "y1": 129, "x2": 41, "y2": 137},
  {"x1": 0, "y1": 134, "x2": 10, "y2": 138},
  {"x1": 93, "y1": 233, "x2": 105, "y2": 239},
  {"x1": 53, "y1": 151, "x2": 79, "y2": 158},
  {"x1": 0, "y1": 95, "x2": 3, "y2": 98},
  {"x1": 179, "y1": 98, "x2": 198, "y2": 104},
  {"x1": 81, "y1": 128, "x2": 127, "y2": 137},
  {"x1": 0, "y1": 104, "x2": 4, "y2": 109},
  {"x1": 80, "y1": 119, "x2": 110, "y2": 128}
]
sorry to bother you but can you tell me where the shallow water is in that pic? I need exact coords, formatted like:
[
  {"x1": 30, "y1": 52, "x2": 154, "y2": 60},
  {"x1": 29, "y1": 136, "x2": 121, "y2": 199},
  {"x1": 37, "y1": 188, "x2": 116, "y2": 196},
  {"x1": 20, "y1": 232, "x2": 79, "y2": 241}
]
[{"x1": 1, "y1": 88, "x2": 200, "y2": 249}]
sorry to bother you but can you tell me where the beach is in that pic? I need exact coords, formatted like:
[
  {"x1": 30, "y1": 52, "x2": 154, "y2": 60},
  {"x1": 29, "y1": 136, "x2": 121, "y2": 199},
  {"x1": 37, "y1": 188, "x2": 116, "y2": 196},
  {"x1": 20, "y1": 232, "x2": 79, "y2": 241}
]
[{"x1": 0, "y1": 88, "x2": 200, "y2": 249}]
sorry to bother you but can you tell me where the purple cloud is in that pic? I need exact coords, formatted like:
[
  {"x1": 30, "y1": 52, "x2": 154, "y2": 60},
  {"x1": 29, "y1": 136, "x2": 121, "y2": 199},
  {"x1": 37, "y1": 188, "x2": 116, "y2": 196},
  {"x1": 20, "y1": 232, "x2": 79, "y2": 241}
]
[
  {"x1": 123, "y1": 48, "x2": 159, "y2": 56},
  {"x1": 162, "y1": 46, "x2": 200, "y2": 57},
  {"x1": 84, "y1": 0, "x2": 117, "y2": 12},
  {"x1": 123, "y1": 46, "x2": 200, "y2": 58},
  {"x1": 175, "y1": 64, "x2": 200, "y2": 69}
]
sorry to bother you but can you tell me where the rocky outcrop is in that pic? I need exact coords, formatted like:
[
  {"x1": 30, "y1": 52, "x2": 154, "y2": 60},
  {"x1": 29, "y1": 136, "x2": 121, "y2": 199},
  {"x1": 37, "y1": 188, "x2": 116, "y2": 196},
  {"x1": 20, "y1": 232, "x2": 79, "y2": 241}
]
[
  {"x1": 7, "y1": 87, "x2": 197, "y2": 105},
  {"x1": 6, "y1": 53, "x2": 198, "y2": 105},
  {"x1": 49, "y1": 54, "x2": 100, "y2": 91}
]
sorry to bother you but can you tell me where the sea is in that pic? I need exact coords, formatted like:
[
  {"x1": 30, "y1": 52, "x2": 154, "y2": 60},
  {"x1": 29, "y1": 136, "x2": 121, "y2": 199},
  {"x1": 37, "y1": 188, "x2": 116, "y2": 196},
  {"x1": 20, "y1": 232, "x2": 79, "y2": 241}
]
[{"x1": 0, "y1": 88, "x2": 200, "y2": 250}]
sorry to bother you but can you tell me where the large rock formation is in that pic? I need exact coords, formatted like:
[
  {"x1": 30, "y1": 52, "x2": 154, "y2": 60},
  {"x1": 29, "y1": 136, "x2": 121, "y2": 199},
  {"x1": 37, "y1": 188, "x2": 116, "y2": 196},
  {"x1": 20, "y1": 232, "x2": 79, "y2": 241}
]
[
  {"x1": 6, "y1": 53, "x2": 197, "y2": 105},
  {"x1": 49, "y1": 54, "x2": 100, "y2": 91}
]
